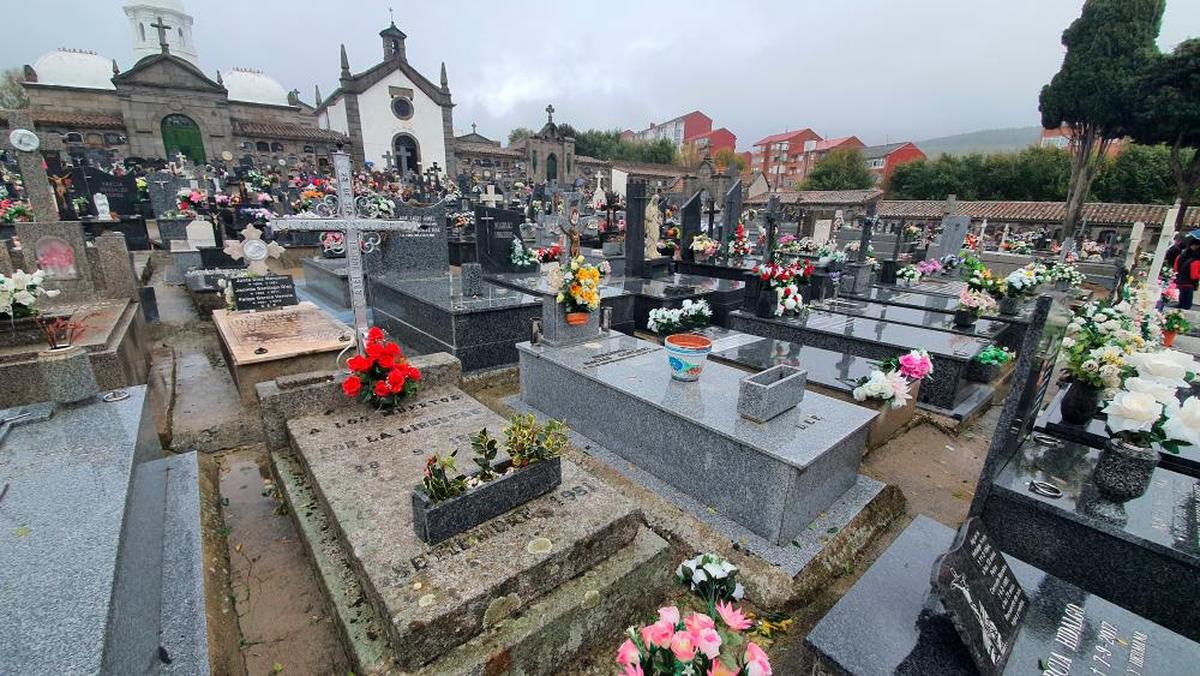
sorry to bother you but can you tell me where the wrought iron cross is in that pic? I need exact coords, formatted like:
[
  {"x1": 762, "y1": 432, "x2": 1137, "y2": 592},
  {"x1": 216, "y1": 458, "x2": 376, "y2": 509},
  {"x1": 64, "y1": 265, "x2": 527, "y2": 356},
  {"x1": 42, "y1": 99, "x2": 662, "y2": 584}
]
[{"x1": 268, "y1": 150, "x2": 425, "y2": 351}]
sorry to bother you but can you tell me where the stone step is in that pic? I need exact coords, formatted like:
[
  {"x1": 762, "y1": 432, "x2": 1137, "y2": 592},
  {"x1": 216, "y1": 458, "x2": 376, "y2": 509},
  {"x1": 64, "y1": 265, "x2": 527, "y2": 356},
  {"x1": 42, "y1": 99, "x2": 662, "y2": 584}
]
[
  {"x1": 274, "y1": 450, "x2": 673, "y2": 675},
  {"x1": 283, "y1": 387, "x2": 647, "y2": 671}
]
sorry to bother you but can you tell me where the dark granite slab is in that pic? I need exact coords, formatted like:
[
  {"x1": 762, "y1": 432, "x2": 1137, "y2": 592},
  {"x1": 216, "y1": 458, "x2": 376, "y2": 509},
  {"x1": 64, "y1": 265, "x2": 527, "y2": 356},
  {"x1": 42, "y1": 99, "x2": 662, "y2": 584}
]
[
  {"x1": 300, "y1": 256, "x2": 354, "y2": 309},
  {"x1": 707, "y1": 329, "x2": 871, "y2": 395},
  {"x1": 982, "y1": 433, "x2": 1200, "y2": 640},
  {"x1": 813, "y1": 298, "x2": 1011, "y2": 340},
  {"x1": 807, "y1": 515, "x2": 1198, "y2": 675},
  {"x1": 1036, "y1": 388, "x2": 1200, "y2": 479}
]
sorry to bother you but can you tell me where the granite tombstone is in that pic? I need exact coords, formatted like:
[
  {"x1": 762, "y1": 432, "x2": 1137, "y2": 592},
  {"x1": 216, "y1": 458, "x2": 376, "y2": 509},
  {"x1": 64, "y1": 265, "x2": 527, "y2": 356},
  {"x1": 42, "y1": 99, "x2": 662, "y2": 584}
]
[{"x1": 474, "y1": 205, "x2": 532, "y2": 274}]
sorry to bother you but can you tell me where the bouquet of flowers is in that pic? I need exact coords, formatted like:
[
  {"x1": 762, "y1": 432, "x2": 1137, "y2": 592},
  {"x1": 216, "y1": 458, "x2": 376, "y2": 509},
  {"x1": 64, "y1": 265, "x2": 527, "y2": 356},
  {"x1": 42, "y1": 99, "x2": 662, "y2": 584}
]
[
  {"x1": 0, "y1": 199, "x2": 33, "y2": 224},
  {"x1": 1081, "y1": 240, "x2": 1104, "y2": 260},
  {"x1": 176, "y1": 188, "x2": 207, "y2": 216},
  {"x1": 449, "y1": 211, "x2": 475, "y2": 230},
  {"x1": 958, "y1": 287, "x2": 998, "y2": 317},
  {"x1": 963, "y1": 233, "x2": 980, "y2": 252},
  {"x1": 534, "y1": 242, "x2": 562, "y2": 264},
  {"x1": 916, "y1": 259, "x2": 943, "y2": 276},
  {"x1": 341, "y1": 327, "x2": 422, "y2": 408},
  {"x1": 1064, "y1": 302, "x2": 1144, "y2": 352},
  {"x1": 243, "y1": 169, "x2": 273, "y2": 192},
  {"x1": 1065, "y1": 342, "x2": 1132, "y2": 391},
  {"x1": 940, "y1": 254, "x2": 963, "y2": 271},
  {"x1": 961, "y1": 258, "x2": 998, "y2": 294},
  {"x1": 647, "y1": 299, "x2": 712, "y2": 335},
  {"x1": 0, "y1": 268, "x2": 61, "y2": 319},
  {"x1": 617, "y1": 602, "x2": 771, "y2": 676},
  {"x1": 1045, "y1": 262, "x2": 1086, "y2": 287},
  {"x1": 690, "y1": 234, "x2": 721, "y2": 259},
  {"x1": 727, "y1": 224, "x2": 752, "y2": 258},
  {"x1": 510, "y1": 239, "x2": 538, "y2": 268},
  {"x1": 904, "y1": 224, "x2": 922, "y2": 239},
  {"x1": 886, "y1": 349, "x2": 934, "y2": 382},
  {"x1": 853, "y1": 368, "x2": 912, "y2": 409},
  {"x1": 975, "y1": 345, "x2": 1014, "y2": 366},
  {"x1": 1003, "y1": 265, "x2": 1042, "y2": 297},
  {"x1": 896, "y1": 264, "x2": 922, "y2": 283},
  {"x1": 549, "y1": 256, "x2": 602, "y2": 313},
  {"x1": 755, "y1": 260, "x2": 813, "y2": 317},
  {"x1": 1162, "y1": 280, "x2": 1180, "y2": 304},
  {"x1": 1104, "y1": 371, "x2": 1200, "y2": 453},
  {"x1": 843, "y1": 241, "x2": 874, "y2": 258},
  {"x1": 676, "y1": 553, "x2": 744, "y2": 612},
  {"x1": 1164, "y1": 311, "x2": 1191, "y2": 336}
]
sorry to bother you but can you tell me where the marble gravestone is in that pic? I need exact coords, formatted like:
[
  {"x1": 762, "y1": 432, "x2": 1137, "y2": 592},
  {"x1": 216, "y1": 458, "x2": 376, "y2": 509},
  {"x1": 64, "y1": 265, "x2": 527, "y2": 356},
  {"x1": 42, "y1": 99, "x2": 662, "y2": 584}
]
[
  {"x1": 230, "y1": 274, "x2": 298, "y2": 311},
  {"x1": 474, "y1": 205, "x2": 531, "y2": 274},
  {"x1": 365, "y1": 203, "x2": 449, "y2": 281},
  {"x1": 929, "y1": 214, "x2": 972, "y2": 262},
  {"x1": 146, "y1": 172, "x2": 191, "y2": 217}
]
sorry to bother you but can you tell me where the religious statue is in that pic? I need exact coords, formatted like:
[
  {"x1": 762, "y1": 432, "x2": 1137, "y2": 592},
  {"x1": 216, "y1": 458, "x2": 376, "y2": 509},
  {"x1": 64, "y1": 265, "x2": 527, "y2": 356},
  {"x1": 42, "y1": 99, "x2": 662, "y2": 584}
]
[
  {"x1": 49, "y1": 173, "x2": 72, "y2": 214},
  {"x1": 591, "y1": 182, "x2": 606, "y2": 211},
  {"x1": 644, "y1": 193, "x2": 663, "y2": 259}
]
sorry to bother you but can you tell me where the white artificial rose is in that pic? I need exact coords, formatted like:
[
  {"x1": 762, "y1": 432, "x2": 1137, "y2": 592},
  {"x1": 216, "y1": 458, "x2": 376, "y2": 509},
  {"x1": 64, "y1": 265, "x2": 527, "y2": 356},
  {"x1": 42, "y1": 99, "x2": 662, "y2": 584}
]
[
  {"x1": 1163, "y1": 398, "x2": 1200, "y2": 448},
  {"x1": 12, "y1": 290, "x2": 35, "y2": 307},
  {"x1": 1159, "y1": 350, "x2": 1197, "y2": 374},
  {"x1": 1127, "y1": 351, "x2": 1190, "y2": 389},
  {"x1": 44, "y1": 289, "x2": 61, "y2": 298},
  {"x1": 11, "y1": 270, "x2": 29, "y2": 288},
  {"x1": 1103, "y1": 391, "x2": 1162, "y2": 435},
  {"x1": 1125, "y1": 377, "x2": 1176, "y2": 404}
]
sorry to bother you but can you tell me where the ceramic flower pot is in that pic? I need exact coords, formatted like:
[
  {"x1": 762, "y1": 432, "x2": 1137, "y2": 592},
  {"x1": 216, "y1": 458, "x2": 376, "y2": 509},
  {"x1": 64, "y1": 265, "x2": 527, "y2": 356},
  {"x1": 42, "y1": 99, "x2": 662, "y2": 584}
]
[
  {"x1": 565, "y1": 311, "x2": 590, "y2": 326},
  {"x1": 664, "y1": 333, "x2": 713, "y2": 382},
  {"x1": 37, "y1": 344, "x2": 100, "y2": 405},
  {"x1": 953, "y1": 308, "x2": 976, "y2": 328},
  {"x1": 1164, "y1": 331, "x2": 1178, "y2": 347},
  {"x1": 1059, "y1": 380, "x2": 1101, "y2": 425},
  {"x1": 1092, "y1": 438, "x2": 1156, "y2": 503},
  {"x1": 998, "y1": 296, "x2": 1020, "y2": 316}
]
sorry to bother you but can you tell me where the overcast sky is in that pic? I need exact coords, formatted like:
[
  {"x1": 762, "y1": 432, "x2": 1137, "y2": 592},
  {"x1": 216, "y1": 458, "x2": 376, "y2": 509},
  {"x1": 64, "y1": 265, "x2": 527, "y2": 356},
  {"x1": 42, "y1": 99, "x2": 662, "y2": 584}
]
[{"x1": 5, "y1": 1, "x2": 1197, "y2": 148}]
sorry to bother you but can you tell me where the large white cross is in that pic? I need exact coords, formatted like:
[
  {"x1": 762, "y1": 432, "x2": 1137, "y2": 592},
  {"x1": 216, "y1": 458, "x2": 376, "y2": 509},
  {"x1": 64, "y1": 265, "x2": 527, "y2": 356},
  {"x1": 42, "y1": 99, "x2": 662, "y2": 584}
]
[
  {"x1": 269, "y1": 150, "x2": 428, "y2": 352},
  {"x1": 479, "y1": 184, "x2": 504, "y2": 208}
]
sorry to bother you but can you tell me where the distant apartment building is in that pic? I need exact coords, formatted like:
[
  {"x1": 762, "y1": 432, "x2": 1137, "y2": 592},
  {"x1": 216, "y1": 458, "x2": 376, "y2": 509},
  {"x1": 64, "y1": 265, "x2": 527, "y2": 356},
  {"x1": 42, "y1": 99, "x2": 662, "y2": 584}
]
[
  {"x1": 750, "y1": 130, "x2": 867, "y2": 188},
  {"x1": 1040, "y1": 126, "x2": 1124, "y2": 156},
  {"x1": 860, "y1": 142, "x2": 926, "y2": 185},
  {"x1": 623, "y1": 110, "x2": 736, "y2": 154}
]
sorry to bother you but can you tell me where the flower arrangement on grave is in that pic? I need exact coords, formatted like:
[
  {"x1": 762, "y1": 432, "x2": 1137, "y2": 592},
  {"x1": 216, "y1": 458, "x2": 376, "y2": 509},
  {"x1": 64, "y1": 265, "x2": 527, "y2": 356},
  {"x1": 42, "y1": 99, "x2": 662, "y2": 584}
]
[
  {"x1": 755, "y1": 261, "x2": 812, "y2": 317},
  {"x1": 961, "y1": 258, "x2": 999, "y2": 295},
  {"x1": 616, "y1": 602, "x2": 772, "y2": 676},
  {"x1": 1044, "y1": 261, "x2": 1086, "y2": 287},
  {"x1": 1163, "y1": 311, "x2": 1190, "y2": 347},
  {"x1": 778, "y1": 236, "x2": 820, "y2": 254},
  {"x1": 940, "y1": 254, "x2": 963, "y2": 271},
  {"x1": 676, "y1": 553, "x2": 745, "y2": 614},
  {"x1": 916, "y1": 259, "x2": 943, "y2": 276},
  {"x1": 341, "y1": 327, "x2": 422, "y2": 408},
  {"x1": 534, "y1": 242, "x2": 562, "y2": 264},
  {"x1": 449, "y1": 210, "x2": 474, "y2": 230},
  {"x1": 1000, "y1": 265, "x2": 1042, "y2": 298},
  {"x1": 727, "y1": 224, "x2": 753, "y2": 259},
  {"x1": 548, "y1": 256, "x2": 602, "y2": 322},
  {"x1": 0, "y1": 269, "x2": 61, "y2": 319},
  {"x1": 509, "y1": 239, "x2": 539, "y2": 269},
  {"x1": 135, "y1": 176, "x2": 148, "y2": 198},
  {"x1": 647, "y1": 299, "x2": 712, "y2": 335},
  {"x1": 890, "y1": 349, "x2": 935, "y2": 382},
  {"x1": 903, "y1": 223, "x2": 922, "y2": 240},
  {"x1": 690, "y1": 234, "x2": 721, "y2": 260},
  {"x1": 0, "y1": 199, "x2": 32, "y2": 224},
  {"x1": 35, "y1": 313, "x2": 91, "y2": 350},
  {"x1": 1103, "y1": 373, "x2": 1200, "y2": 457},
  {"x1": 243, "y1": 169, "x2": 273, "y2": 192},
  {"x1": 896, "y1": 264, "x2": 922, "y2": 284},
  {"x1": 1081, "y1": 239, "x2": 1104, "y2": 260},
  {"x1": 842, "y1": 240, "x2": 874, "y2": 258},
  {"x1": 852, "y1": 368, "x2": 912, "y2": 410},
  {"x1": 957, "y1": 287, "x2": 997, "y2": 317},
  {"x1": 1115, "y1": 281, "x2": 1168, "y2": 347},
  {"x1": 71, "y1": 196, "x2": 90, "y2": 216},
  {"x1": 418, "y1": 417, "x2": 569, "y2": 503},
  {"x1": 1162, "y1": 279, "x2": 1180, "y2": 305},
  {"x1": 975, "y1": 345, "x2": 1014, "y2": 366},
  {"x1": 176, "y1": 187, "x2": 207, "y2": 216},
  {"x1": 963, "y1": 233, "x2": 980, "y2": 252}
]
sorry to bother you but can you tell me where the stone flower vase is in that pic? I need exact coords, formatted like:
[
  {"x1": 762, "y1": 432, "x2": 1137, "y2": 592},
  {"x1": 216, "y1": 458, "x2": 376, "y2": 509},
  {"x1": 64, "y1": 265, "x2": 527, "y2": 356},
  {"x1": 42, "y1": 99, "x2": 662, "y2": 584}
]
[
  {"x1": 1092, "y1": 438, "x2": 1156, "y2": 503},
  {"x1": 1059, "y1": 380, "x2": 1101, "y2": 425},
  {"x1": 998, "y1": 296, "x2": 1020, "y2": 316},
  {"x1": 37, "y1": 345, "x2": 100, "y2": 405},
  {"x1": 755, "y1": 286, "x2": 777, "y2": 319},
  {"x1": 953, "y1": 308, "x2": 976, "y2": 328}
]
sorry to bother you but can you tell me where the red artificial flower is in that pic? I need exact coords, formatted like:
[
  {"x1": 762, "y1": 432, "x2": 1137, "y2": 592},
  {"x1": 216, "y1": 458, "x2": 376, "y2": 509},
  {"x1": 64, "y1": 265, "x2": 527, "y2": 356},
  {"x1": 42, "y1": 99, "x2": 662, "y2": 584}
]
[
  {"x1": 378, "y1": 352, "x2": 396, "y2": 370},
  {"x1": 406, "y1": 365, "x2": 422, "y2": 382},
  {"x1": 367, "y1": 326, "x2": 384, "y2": 342},
  {"x1": 387, "y1": 368, "x2": 407, "y2": 392},
  {"x1": 346, "y1": 355, "x2": 373, "y2": 373},
  {"x1": 373, "y1": 380, "x2": 390, "y2": 397},
  {"x1": 383, "y1": 341, "x2": 401, "y2": 358},
  {"x1": 341, "y1": 375, "x2": 362, "y2": 397},
  {"x1": 365, "y1": 340, "x2": 384, "y2": 359}
]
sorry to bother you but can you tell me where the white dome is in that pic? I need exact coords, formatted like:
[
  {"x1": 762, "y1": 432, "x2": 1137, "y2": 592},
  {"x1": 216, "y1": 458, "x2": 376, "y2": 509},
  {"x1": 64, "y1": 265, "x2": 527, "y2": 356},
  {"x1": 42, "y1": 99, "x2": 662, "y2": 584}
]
[
  {"x1": 123, "y1": 0, "x2": 187, "y2": 12},
  {"x1": 31, "y1": 49, "x2": 115, "y2": 90},
  {"x1": 222, "y1": 68, "x2": 290, "y2": 106}
]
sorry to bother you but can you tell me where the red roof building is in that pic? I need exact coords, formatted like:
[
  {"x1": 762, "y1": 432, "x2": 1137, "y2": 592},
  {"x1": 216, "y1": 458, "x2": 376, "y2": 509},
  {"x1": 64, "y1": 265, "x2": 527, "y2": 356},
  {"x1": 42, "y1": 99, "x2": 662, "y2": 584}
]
[
  {"x1": 860, "y1": 142, "x2": 926, "y2": 185},
  {"x1": 628, "y1": 111, "x2": 714, "y2": 148},
  {"x1": 750, "y1": 128, "x2": 823, "y2": 189},
  {"x1": 1040, "y1": 126, "x2": 1124, "y2": 156}
]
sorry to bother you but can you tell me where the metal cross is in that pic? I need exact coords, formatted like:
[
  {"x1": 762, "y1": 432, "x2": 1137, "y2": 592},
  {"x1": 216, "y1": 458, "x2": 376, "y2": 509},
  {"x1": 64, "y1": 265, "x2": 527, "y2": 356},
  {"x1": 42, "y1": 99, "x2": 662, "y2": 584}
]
[
  {"x1": 268, "y1": 150, "x2": 430, "y2": 351},
  {"x1": 150, "y1": 16, "x2": 172, "y2": 52},
  {"x1": 545, "y1": 104, "x2": 555, "y2": 123},
  {"x1": 477, "y1": 214, "x2": 496, "y2": 253}
]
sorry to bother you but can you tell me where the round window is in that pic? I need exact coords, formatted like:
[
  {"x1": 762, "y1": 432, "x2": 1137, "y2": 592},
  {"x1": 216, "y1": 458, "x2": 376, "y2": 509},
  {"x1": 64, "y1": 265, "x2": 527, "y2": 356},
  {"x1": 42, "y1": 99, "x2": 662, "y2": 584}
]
[{"x1": 391, "y1": 97, "x2": 414, "y2": 119}]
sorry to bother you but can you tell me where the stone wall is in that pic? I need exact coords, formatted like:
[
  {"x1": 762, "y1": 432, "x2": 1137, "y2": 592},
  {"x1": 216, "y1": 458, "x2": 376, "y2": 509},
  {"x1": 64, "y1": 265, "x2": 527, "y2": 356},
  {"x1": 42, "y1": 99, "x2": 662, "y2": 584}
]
[{"x1": 255, "y1": 352, "x2": 462, "y2": 450}]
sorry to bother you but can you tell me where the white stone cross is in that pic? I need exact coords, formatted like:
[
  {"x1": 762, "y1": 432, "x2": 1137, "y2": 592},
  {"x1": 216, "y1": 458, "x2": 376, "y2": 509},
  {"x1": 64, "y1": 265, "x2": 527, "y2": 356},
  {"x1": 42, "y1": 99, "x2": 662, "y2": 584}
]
[
  {"x1": 268, "y1": 149, "x2": 431, "y2": 351},
  {"x1": 479, "y1": 184, "x2": 504, "y2": 208}
]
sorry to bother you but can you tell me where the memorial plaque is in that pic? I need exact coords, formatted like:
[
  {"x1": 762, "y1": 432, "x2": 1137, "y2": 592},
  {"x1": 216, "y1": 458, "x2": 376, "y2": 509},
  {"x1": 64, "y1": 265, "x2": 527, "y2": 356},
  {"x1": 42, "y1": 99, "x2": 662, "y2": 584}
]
[
  {"x1": 932, "y1": 517, "x2": 1028, "y2": 675},
  {"x1": 367, "y1": 204, "x2": 449, "y2": 280},
  {"x1": 475, "y1": 205, "x2": 531, "y2": 273},
  {"x1": 231, "y1": 274, "x2": 298, "y2": 311},
  {"x1": 69, "y1": 166, "x2": 137, "y2": 216}
]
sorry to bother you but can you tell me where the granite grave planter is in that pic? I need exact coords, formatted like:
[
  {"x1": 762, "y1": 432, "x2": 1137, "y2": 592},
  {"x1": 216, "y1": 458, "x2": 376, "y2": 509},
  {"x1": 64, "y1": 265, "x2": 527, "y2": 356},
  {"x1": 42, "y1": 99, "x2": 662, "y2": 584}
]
[
  {"x1": 998, "y1": 296, "x2": 1020, "y2": 316},
  {"x1": 1093, "y1": 439, "x2": 1156, "y2": 503},
  {"x1": 411, "y1": 456, "x2": 562, "y2": 545},
  {"x1": 754, "y1": 286, "x2": 776, "y2": 318},
  {"x1": 737, "y1": 364, "x2": 807, "y2": 423},
  {"x1": 37, "y1": 345, "x2": 100, "y2": 405},
  {"x1": 952, "y1": 308, "x2": 975, "y2": 328}
]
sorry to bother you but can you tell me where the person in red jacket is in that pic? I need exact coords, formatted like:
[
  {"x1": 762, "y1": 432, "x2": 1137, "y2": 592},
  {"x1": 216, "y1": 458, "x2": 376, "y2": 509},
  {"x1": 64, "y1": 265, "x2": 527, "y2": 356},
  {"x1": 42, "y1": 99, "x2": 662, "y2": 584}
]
[{"x1": 1173, "y1": 238, "x2": 1200, "y2": 309}]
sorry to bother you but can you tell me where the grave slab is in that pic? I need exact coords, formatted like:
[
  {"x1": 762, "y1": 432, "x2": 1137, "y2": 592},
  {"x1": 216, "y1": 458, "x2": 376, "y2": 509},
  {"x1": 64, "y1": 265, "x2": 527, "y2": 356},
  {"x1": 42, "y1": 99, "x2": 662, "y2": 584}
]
[
  {"x1": 300, "y1": 256, "x2": 356, "y2": 308},
  {"x1": 807, "y1": 515, "x2": 1198, "y2": 675},
  {"x1": 517, "y1": 333, "x2": 876, "y2": 545},
  {"x1": 981, "y1": 433, "x2": 1200, "y2": 640},
  {"x1": 212, "y1": 301, "x2": 354, "y2": 404},
  {"x1": 285, "y1": 387, "x2": 644, "y2": 670}
]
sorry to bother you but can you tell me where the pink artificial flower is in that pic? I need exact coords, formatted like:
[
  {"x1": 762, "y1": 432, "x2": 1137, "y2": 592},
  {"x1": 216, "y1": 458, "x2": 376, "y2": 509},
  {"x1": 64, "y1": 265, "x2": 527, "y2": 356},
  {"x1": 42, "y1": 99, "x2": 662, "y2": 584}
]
[
  {"x1": 616, "y1": 639, "x2": 641, "y2": 666},
  {"x1": 715, "y1": 600, "x2": 752, "y2": 631},
  {"x1": 658, "y1": 606, "x2": 681, "y2": 626},
  {"x1": 898, "y1": 350, "x2": 932, "y2": 381},
  {"x1": 670, "y1": 630, "x2": 697, "y2": 662},
  {"x1": 744, "y1": 642, "x2": 772, "y2": 676},
  {"x1": 684, "y1": 612, "x2": 715, "y2": 635},
  {"x1": 708, "y1": 659, "x2": 738, "y2": 676},
  {"x1": 693, "y1": 626, "x2": 722, "y2": 659},
  {"x1": 622, "y1": 664, "x2": 645, "y2": 676},
  {"x1": 641, "y1": 620, "x2": 675, "y2": 649}
]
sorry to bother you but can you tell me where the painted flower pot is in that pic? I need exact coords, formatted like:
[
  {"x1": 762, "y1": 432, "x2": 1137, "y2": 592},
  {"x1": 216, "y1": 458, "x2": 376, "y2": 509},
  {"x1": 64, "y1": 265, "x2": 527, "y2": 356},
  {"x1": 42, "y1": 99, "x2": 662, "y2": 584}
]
[
  {"x1": 1059, "y1": 380, "x2": 1101, "y2": 425},
  {"x1": 565, "y1": 311, "x2": 590, "y2": 326},
  {"x1": 1164, "y1": 331, "x2": 1178, "y2": 347},
  {"x1": 1092, "y1": 439, "x2": 1156, "y2": 503},
  {"x1": 998, "y1": 296, "x2": 1020, "y2": 316},
  {"x1": 664, "y1": 333, "x2": 713, "y2": 382},
  {"x1": 953, "y1": 308, "x2": 976, "y2": 328},
  {"x1": 412, "y1": 457, "x2": 562, "y2": 545},
  {"x1": 738, "y1": 365, "x2": 807, "y2": 423}
]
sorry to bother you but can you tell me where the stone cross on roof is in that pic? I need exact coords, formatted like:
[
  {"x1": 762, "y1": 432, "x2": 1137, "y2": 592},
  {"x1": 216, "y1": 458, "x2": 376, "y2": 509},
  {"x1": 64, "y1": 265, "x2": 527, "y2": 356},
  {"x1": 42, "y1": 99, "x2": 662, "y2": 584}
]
[
  {"x1": 151, "y1": 16, "x2": 172, "y2": 54},
  {"x1": 268, "y1": 150, "x2": 429, "y2": 351},
  {"x1": 545, "y1": 104, "x2": 555, "y2": 123},
  {"x1": 479, "y1": 184, "x2": 503, "y2": 208}
]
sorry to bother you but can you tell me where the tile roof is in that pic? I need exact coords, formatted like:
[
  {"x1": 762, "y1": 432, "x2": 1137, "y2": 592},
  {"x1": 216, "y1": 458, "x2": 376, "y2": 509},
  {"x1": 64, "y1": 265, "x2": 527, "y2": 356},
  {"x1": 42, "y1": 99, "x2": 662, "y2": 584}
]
[
  {"x1": 3, "y1": 111, "x2": 126, "y2": 129},
  {"x1": 812, "y1": 136, "x2": 862, "y2": 152},
  {"x1": 576, "y1": 155, "x2": 610, "y2": 166},
  {"x1": 748, "y1": 189, "x2": 884, "y2": 205},
  {"x1": 860, "y1": 142, "x2": 914, "y2": 160},
  {"x1": 876, "y1": 200, "x2": 1200, "y2": 227},
  {"x1": 610, "y1": 161, "x2": 685, "y2": 178},
  {"x1": 230, "y1": 119, "x2": 349, "y2": 143},
  {"x1": 753, "y1": 128, "x2": 817, "y2": 147}
]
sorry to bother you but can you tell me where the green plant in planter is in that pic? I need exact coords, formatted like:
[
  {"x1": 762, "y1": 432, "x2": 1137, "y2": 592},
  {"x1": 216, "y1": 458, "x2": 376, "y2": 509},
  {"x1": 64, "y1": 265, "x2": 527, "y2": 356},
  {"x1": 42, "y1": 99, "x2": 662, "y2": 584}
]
[
  {"x1": 470, "y1": 428, "x2": 502, "y2": 481},
  {"x1": 975, "y1": 345, "x2": 1014, "y2": 366},
  {"x1": 503, "y1": 414, "x2": 569, "y2": 467},
  {"x1": 421, "y1": 451, "x2": 467, "y2": 501},
  {"x1": 1164, "y1": 311, "x2": 1191, "y2": 335}
]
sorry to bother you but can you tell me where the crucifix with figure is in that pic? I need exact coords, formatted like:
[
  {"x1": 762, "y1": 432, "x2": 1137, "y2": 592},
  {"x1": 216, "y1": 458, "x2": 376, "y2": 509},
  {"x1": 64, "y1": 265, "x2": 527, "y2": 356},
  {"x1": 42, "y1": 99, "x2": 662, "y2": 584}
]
[{"x1": 269, "y1": 149, "x2": 425, "y2": 351}]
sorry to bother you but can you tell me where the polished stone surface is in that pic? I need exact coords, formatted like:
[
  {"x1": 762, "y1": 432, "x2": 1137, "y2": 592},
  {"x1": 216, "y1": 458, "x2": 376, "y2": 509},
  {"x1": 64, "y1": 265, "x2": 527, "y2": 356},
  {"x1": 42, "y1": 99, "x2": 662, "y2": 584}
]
[
  {"x1": 301, "y1": 256, "x2": 355, "y2": 309},
  {"x1": 517, "y1": 333, "x2": 875, "y2": 545},
  {"x1": 811, "y1": 297, "x2": 1010, "y2": 339},
  {"x1": 286, "y1": 387, "x2": 641, "y2": 669},
  {"x1": 983, "y1": 433, "x2": 1199, "y2": 640},
  {"x1": 374, "y1": 274, "x2": 540, "y2": 313},
  {"x1": 807, "y1": 515, "x2": 1199, "y2": 675}
]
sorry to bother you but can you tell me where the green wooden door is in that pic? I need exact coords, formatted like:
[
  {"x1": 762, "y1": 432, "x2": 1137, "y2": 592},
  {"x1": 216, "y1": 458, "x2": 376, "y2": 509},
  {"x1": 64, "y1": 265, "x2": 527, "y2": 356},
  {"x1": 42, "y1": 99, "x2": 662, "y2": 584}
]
[
  {"x1": 161, "y1": 114, "x2": 206, "y2": 163},
  {"x1": 546, "y1": 153, "x2": 558, "y2": 183}
]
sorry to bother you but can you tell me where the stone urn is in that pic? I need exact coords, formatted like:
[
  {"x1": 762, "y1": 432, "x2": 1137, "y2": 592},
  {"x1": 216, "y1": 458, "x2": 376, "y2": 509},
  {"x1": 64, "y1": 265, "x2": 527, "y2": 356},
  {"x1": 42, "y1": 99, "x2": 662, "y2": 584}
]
[
  {"x1": 1059, "y1": 380, "x2": 1101, "y2": 425},
  {"x1": 1092, "y1": 438, "x2": 1156, "y2": 503},
  {"x1": 952, "y1": 308, "x2": 976, "y2": 328},
  {"x1": 37, "y1": 345, "x2": 100, "y2": 405},
  {"x1": 998, "y1": 296, "x2": 1020, "y2": 316}
]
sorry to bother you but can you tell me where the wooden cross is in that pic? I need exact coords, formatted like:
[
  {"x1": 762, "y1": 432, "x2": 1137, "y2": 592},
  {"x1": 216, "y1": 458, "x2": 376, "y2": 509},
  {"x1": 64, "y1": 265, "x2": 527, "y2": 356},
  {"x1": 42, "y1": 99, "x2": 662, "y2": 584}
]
[
  {"x1": 268, "y1": 150, "x2": 433, "y2": 351},
  {"x1": 479, "y1": 184, "x2": 503, "y2": 208},
  {"x1": 151, "y1": 16, "x2": 172, "y2": 52},
  {"x1": 2, "y1": 110, "x2": 63, "y2": 221}
]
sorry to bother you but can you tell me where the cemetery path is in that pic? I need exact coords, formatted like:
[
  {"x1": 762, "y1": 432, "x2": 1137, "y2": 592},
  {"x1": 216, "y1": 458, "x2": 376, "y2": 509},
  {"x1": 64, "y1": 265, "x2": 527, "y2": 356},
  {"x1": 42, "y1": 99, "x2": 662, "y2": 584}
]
[{"x1": 218, "y1": 446, "x2": 350, "y2": 676}]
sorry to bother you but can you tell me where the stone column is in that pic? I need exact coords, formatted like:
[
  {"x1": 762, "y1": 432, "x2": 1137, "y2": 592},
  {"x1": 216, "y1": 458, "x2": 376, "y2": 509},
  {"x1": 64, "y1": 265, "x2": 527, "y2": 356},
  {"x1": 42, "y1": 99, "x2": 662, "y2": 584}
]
[
  {"x1": 625, "y1": 180, "x2": 649, "y2": 279},
  {"x1": 95, "y1": 232, "x2": 139, "y2": 300}
]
